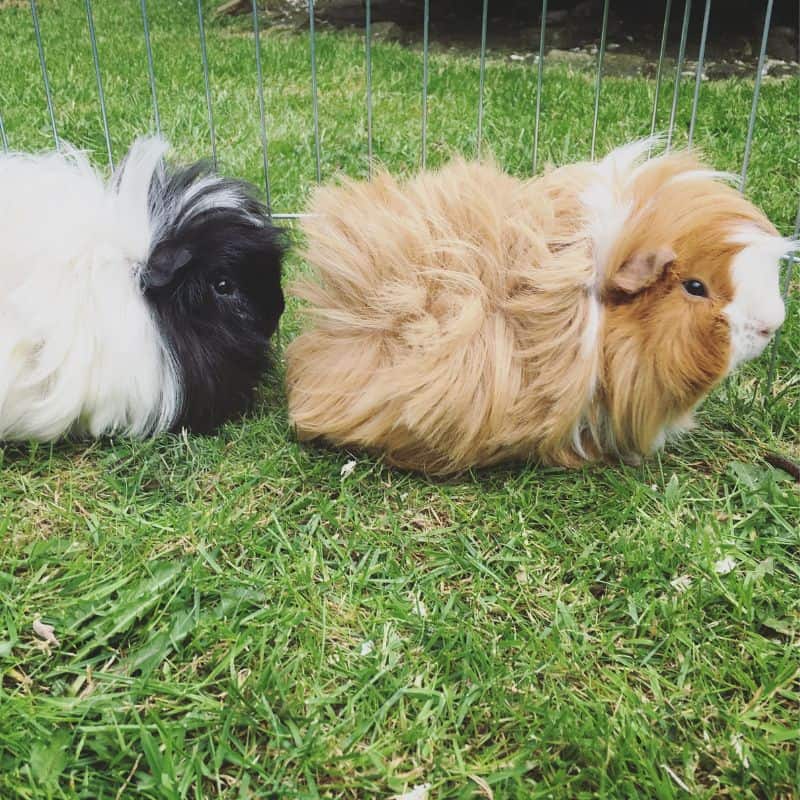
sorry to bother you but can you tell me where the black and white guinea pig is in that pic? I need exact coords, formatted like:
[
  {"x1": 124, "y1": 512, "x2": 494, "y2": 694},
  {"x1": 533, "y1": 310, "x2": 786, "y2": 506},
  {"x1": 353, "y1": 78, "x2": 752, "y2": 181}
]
[{"x1": 0, "y1": 137, "x2": 285, "y2": 442}]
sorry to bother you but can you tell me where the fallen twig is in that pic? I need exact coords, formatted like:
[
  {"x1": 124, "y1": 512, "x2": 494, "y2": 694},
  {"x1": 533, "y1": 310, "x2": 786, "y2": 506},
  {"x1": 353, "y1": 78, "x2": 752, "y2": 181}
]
[{"x1": 763, "y1": 452, "x2": 800, "y2": 482}]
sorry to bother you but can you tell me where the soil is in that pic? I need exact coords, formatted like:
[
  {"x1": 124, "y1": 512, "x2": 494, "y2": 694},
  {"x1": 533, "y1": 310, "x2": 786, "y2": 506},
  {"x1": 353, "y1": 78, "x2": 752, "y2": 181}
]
[{"x1": 221, "y1": 0, "x2": 800, "y2": 80}]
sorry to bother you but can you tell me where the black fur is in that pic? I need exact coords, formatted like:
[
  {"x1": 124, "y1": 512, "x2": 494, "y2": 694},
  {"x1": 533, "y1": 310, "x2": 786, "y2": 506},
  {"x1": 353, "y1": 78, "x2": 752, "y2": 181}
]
[{"x1": 141, "y1": 161, "x2": 286, "y2": 434}]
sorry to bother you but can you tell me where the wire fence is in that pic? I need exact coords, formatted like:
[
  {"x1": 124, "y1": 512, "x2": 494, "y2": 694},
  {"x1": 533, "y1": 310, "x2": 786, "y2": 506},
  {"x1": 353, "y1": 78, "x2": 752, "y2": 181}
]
[{"x1": 2, "y1": 0, "x2": 799, "y2": 392}]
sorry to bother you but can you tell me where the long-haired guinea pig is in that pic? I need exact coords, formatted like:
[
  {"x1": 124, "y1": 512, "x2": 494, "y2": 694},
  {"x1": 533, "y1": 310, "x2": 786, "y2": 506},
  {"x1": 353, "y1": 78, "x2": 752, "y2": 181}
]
[
  {"x1": 0, "y1": 137, "x2": 285, "y2": 442},
  {"x1": 286, "y1": 139, "x2": 795, "y2": 475}
]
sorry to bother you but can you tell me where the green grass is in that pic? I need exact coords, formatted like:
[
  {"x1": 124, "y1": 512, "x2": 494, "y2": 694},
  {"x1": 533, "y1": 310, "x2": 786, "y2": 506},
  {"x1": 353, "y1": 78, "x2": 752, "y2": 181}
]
[{"x1": 1, "y1": 1, "x2": 799, "y2": 798}]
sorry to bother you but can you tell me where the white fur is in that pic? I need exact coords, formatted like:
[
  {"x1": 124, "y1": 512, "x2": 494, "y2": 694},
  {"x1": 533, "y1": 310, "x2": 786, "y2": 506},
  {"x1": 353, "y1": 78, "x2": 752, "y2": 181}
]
[
  {"x1": 724, "y1": 227, "x2": 793, "y2": 372},
  {"x1": 0, "y1": 138, "x2": 180, "y2": 441}
]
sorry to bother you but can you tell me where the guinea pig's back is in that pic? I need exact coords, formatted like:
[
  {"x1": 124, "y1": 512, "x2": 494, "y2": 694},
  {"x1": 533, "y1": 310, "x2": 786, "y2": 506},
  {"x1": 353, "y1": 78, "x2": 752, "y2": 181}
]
[{"x1": 287, "y1": 159, "x2": 597, "y2": 473}]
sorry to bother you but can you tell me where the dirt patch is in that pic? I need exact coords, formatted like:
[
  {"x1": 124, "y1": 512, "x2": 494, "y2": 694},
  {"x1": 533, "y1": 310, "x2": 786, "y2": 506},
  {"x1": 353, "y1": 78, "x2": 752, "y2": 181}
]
[{"x1": 224, "y1": 0, "x2": 799, "y2": 80}]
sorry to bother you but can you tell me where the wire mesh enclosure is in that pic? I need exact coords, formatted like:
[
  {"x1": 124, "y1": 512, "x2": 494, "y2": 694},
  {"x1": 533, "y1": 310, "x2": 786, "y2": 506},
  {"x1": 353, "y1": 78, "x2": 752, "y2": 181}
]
[{"x1": 1, "y1": 0, "x2": 798, "y2": 392}]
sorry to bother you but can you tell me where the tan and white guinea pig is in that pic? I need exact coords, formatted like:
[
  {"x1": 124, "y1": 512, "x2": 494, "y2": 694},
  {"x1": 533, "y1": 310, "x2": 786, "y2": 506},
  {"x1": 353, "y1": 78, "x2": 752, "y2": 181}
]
[{"x1": 286, "y1": 139, "x2": 795, "y2": 475}]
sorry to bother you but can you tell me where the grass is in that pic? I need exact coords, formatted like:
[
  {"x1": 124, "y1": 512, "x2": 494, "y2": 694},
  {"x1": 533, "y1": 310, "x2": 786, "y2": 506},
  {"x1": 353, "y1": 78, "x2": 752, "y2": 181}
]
[{"x1": 0, "y1": 1, "x2": 798, "y2": 797}]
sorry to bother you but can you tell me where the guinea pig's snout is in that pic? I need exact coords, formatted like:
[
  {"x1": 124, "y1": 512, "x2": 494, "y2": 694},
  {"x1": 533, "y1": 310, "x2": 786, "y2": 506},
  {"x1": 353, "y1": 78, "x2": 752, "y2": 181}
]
[{"x1": 752, "y1": 298, "x2": 786, "y2": 339}]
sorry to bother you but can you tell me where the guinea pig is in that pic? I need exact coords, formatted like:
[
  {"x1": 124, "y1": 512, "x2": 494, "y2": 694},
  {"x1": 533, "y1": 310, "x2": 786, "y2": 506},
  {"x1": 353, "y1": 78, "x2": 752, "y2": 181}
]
[
  {"x1": 286, "y1": 139, "x2": 795, "y2": 475},
  {"x1": 0, "y1": 137, "x2": 285, "y2": 442}
]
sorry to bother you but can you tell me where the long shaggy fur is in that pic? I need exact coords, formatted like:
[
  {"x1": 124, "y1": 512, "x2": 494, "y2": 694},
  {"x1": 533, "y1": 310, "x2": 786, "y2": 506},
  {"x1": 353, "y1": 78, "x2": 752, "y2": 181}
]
[
  {"x1": 287, "y1": 140, "x2": 793, "y2": 474},
  {"x1": 0, "y1": 138, "x2": 285, "y2": 442}
]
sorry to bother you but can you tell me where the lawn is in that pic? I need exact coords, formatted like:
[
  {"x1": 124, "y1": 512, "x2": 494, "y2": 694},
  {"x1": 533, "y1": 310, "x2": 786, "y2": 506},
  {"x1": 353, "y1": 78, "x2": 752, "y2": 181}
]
[{"x1": 0, "y1": 1, "x2": 799, "y2": 798}]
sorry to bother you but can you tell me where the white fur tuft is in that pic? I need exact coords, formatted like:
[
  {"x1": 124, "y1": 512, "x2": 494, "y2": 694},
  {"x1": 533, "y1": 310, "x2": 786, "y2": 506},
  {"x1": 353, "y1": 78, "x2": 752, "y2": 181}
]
[
  {"x1": 724, "y1": 227, "x2": 793, "y2": 372},
  {"x1": 0, "y1": 138, "x2": 180, "y2": 441}
]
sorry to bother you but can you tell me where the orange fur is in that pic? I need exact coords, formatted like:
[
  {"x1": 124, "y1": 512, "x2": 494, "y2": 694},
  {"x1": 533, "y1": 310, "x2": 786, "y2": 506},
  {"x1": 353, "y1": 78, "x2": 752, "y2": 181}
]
[{"x1": 287, "y1": 144, "x2": 781, "y2": 474}]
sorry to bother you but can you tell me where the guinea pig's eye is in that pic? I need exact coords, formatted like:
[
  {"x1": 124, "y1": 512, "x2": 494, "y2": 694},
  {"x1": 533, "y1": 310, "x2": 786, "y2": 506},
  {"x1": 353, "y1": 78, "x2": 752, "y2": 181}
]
[
  {"x1": 682, "y1": 279, "x2": 708, "y2": 298},
  {"x1": 213, "y1": 277, "x2": 234, "y2": 296}
]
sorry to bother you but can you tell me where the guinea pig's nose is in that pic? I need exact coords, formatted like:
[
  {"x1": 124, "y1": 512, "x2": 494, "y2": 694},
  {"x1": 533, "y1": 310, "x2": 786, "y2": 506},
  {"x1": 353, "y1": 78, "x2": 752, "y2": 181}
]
[
  {"x1": 754, "y1": 317, "x2": 782, "y2": 337},
  {"x1": 752, "y1": 299, "x2": 787, "y2": 338}
]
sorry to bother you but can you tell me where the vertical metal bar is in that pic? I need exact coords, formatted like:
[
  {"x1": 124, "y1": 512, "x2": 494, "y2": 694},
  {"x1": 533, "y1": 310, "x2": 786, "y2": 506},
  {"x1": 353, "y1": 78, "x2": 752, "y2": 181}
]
[
  {"x1": 140, "y1": 0, "x2": 161, "y2": 135},
  {"x1": 421, "y1": 0, "x2": 430, "y2": 169},
  {"x1": 196, "y1": 0, "x2": 217, "y2": 167},
  {"x1": 532, "y1": 0, "x2": 548, "y2": 174},
  {"x1": 476, "y1": 0, "x2": 489, "y2": 157},
  {"x1": 740, "y1": 0, "x2": 774, "y2": 192},
  {"x1": 649, "y1": 0, "x2": 672, "y2": 151},
  {"x1": 666, "y1": 0, "x2": 692, "y2": 151},
  {"x1": 0, "y1": 112, "x2": 8, "y2": 152},
  {"x1": 590, "y1": 0, "x2": 609, "y2": 159},
  {"x1": 308, "y1": 0, "x2": 321, "y2": 183},
  {"x1": 251, "y1": 0, "x2": 273, "y2": 216},
  {"x1": 85, "y1": 0, "x2": 113, "y2": 168},
  {"x1": 365, "y1": 0, "x2": 373, "y2": 175},
  {"x1": 30, "y1": 0, "x2": 59, "y2": 151},
  {"x1": 687, "y1": 0, "x2": 711, "y2": 146}
]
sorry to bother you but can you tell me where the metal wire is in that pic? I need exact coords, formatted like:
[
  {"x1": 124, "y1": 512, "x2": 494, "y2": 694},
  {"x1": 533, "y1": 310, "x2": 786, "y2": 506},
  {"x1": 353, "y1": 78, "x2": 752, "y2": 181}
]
[
  {"x1": 251, "y1": 0, "x2": 273, "y2": 215},
  {"x1": 85, "y1": 0, "x2": 113, "y2": 168},
  {"x1": 649, "y1": 0, "x2": 672, "y2": 149},
  {"x1": 740, "y1": 0, "x2": 774, "y2": 192},
  {"x1": 30, "y1": 0, "x2": 59, "y2": 150},
  {"x1": 421, "y1": 0, "x2": 430, "y2": 168},
  {"x1": 196, "y1": 0, "x2": 217, "y2": 167},
  {"x1": 687, "y1": 0, "x2": 711, "y2": 146},
  {"x1": 0, "y1": 112, "x2": 8, "y2": 152},
  {"x1": 532, "y1": 0, "x2": 548, "y2": 173},
  {"x1": 308, "y1": 0, "x2": 321, "y2": 183},
  {"x1": 476, "y1": 0, "x2": 489, "y2": 156},
  {"x1": 365, "y1": 0, "x2": 373, "y2": 174},
  {"x1": 590, "y1": 0, "x2": 609, "y2": 159},
  {"x1": 140, "y1": 0, "x2": 161, "y2": 135},
  {"x1": 666, "y1": 0, "x2": 692, "y2": 151}
]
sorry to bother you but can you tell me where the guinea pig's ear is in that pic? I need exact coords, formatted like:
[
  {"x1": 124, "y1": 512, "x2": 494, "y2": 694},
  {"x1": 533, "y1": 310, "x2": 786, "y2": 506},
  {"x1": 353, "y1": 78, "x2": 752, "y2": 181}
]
[
  {"x1": 143, "y1": 246, "x2": 192, "y2": 289},
  {"x1": 609, "y1": 246, "x2": 676, "y2": 295}
]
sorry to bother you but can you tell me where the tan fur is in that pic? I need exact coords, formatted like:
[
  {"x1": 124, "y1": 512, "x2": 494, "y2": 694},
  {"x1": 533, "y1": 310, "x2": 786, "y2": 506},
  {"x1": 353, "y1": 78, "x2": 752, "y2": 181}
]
[{"x1": 286, "y1": 145, "x2": 779, "y2": 474}]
